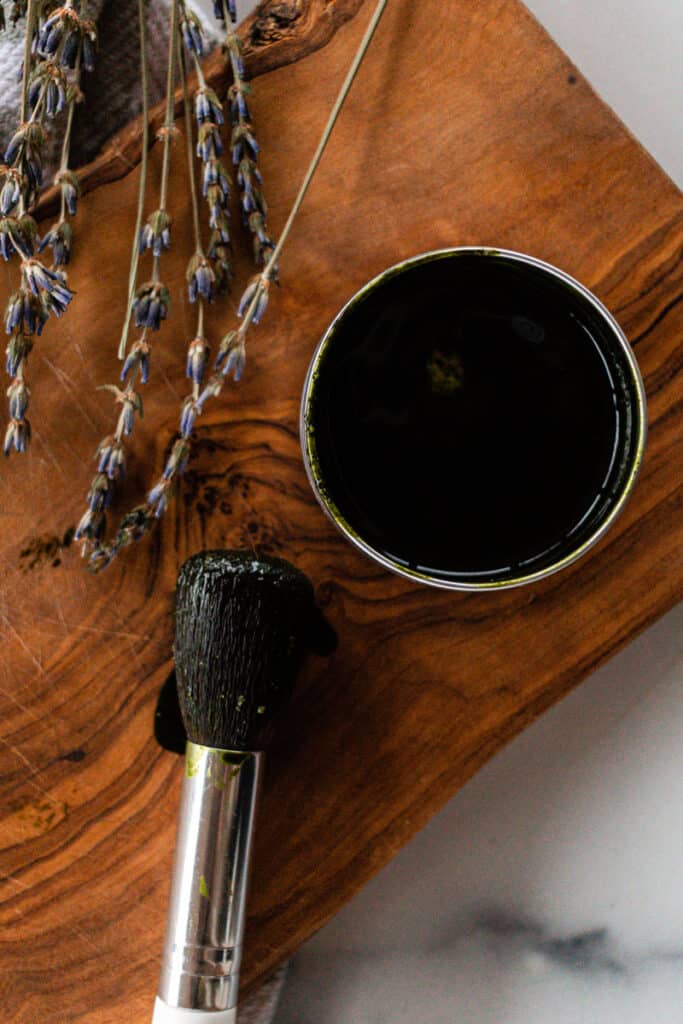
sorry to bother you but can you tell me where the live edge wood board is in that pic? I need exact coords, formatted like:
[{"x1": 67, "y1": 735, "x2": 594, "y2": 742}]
[{"x1": 0, "y1": 1, "x2": 681, "y2": 1020}]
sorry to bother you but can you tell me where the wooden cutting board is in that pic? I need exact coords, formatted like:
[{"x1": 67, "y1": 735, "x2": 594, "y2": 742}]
[{"x1": 1, "y1": 1, "x2": 681, "y2": 1019}]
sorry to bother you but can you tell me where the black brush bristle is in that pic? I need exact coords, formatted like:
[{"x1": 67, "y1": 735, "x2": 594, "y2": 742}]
[{"x1": 174, "y1": 550, "x2": 314, "y2": 751}]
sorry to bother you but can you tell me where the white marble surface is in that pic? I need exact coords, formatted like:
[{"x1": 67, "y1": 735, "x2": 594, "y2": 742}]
[
  {"x1": 223, "y1": 2, "x2": 683, "y2": 1021},
  {"x1": 276, "y1": 604, "x2": 683, "y2": 1023}
]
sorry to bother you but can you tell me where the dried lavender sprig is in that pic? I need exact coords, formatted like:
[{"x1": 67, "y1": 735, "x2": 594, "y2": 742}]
[
  {"x1": 2, "y1": 0, "x2": 89, "y2": 454},
  {"x1": 18, "y1": 0, "x2": 35, "y2": 126},
  {"x1": 38, "y1": 35, "x2": 83, "y2": 269},
  {"x1": 178, "y1": 0, "x2": 232, "y2": 291},
  {"x1": 74, "y1": 0, "x2": 149, "y2": 545},
  {"x1": 119, "y1": 0, "x2": 179, "y2": 358},
  {"x1": 178, "y1": 25, "x2": 214, "y2": 310},
  {"x1": 220, "y1": 0, "x2": 274, "y2": 269},
  {"x1": 88, "y1": 0, "x2": 390, "y2": 572},
  {"x1": 78, "y1": 0, "x2": 180, "y2": 554},
  {"x1": 87, "y1": 29, "x2": 212, "y2": 568},
  {"x1": 138, "y1": 25, "x2": 212, "y2": 527},
  {"x1": 180, "y1": 25, "x2": 211, "y2": 419},
  {"x1": 3, "y1": 0, "x2": 98, "y2": 450}
]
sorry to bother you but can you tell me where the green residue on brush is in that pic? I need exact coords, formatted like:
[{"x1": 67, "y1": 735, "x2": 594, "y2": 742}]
[
  {"x1": 185, "y1": 744, "x2": 203, "y2": 778},
  {"x1": 219, "y1": 750, "x2": 244, "y2": 765},
  {"x1": 236, "y1": 695, "x2": 245, "y2": 710},
  {"x1": 257, "y1": 705, "x2": 266, "y2": 715},
  {"x1": 199, "y1": 875, "x2": 209, "y2": 899}
]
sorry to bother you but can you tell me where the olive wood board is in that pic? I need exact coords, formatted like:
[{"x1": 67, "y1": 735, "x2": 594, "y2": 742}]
[{"x1": 1, "y1": 0, "x2": 682, "y2": 1020}]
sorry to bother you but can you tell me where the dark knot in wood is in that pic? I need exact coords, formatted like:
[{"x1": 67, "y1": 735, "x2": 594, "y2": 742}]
[{"x1": 250, "y1": 0, "x2": 304, "y2": 46}]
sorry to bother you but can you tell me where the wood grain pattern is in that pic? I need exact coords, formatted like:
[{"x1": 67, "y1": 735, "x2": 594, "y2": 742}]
[{"x1": 1, "y1": 0, "x2": 682, "y2": 1020}]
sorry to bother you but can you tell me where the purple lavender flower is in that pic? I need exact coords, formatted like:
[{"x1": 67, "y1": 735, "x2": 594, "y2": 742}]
[
  {"x1": 179, "y1": 396, "x2": 200, "y2": 438},
  {"x1": 228, "y1": 83, "x2": 252, "y2": 125},
  {"x1": 215, "y1": 330, "x2": 246, "y2": 381},
  {"x1": 196, "y1": 122, "x2": 223, "y2": 162},
  {"x1": 97, "y1": 436, "x2": 126, "y2": 480},
  {"x1": 30, "y1": 63, "x2": 67, "y2": 117},
  {"x1": 213, "y1": 0, "x2": 236, "y2": 22},
  {"x1": 5, "y1": 333, "x2": 33, "y2": 377},
  {"x1": 181, "y1": 9, "x2": 204, "y2": 55},
  {"x1": 237, "y1": 275, "x2": 269, "y2": 323},
  {"x1": 240, "y1": 173, "x2": 267, "y2": 216},
  {"x1": 38, "y1": 221, "x2": 72, "y2": 266},
  {"x1": 55, "y1": 170, "x2": 80, "y2": 217},
  {"x1": 208, "y1": 226, "x2": 231, "y2": 257},
  {"x1": 231, "y1": 122, "x2": 259, "y2": 163},
  {"x1": 98, "y1": 384, "x2": 143, "y2": 437},
  {"x1": 120, "y1": 338, "x2": 151, "y2": 385},
  {"x1": 163, "y1": 438, "x2": 190, "y2": 480},
  {"x1": 82, "y1": 23, "x2": 97, "y2": 73},
  {"x1": 186, "y1": 253, "x2": 216, "y2": 304},
  {"x1": 147, "y1": 478, "x2": 174, "y2": 518},
  {"x1": 87, "y1": 472, "x2": 113, "y2": 512},
  {"x1": 21, "y1": 259, "x2": 73, "y2": 316},
  {"x1": 206, "y1": 184, "x2": 228, "y2": 229},
  {"x1": 202, "y1": 158, "x2": 231, "y2": 200},
  {"x1": 211, "y1": 246, "x2": 232, "y2": 292},
  {"x1": 3, "y1": 416, "x2": 30, "y2": 455},
  {"x1": 196, "y1": 374, "x2": 224, "y2": 409},
  {"x1": 74, "y1": 506, "x2": 105, "y2": 543},
  {"x1": 139, "y1": 210, "x2": 171, "y2": 257},
  {"x1": 7, "y1": 378, "x2": 29, "y2": 419},
  {"x1": 132, "y1": 282, "x2": 171, "y2": 331},
  {"x1": 62, "y1": 32, "x2": 79, "y2": 69},
  {"x1": 5, "y1": 289, "x2": 48, "y2": 336},
  {"x1": 5, "y1": 128, "x2": 24, "y2": 165},
  {"x1": 5, "y1": 124, "x2": 44, "y2": 195},
  {"x1": 237, "y1": 156, "x2": 262, "y2": 192},
  {"x1": 195, "y1": 87, "x2": 224, "y2": 126},
  {"x1": 247, "y1": 211, "x2": 274, "y2": 265},
  {"x1": 38, "y1": 14, "x2": 64, "y2": 56},
  {"x1": 38, "y1": 8, "x2": 97, "y2": 71},
  {"x1": 0, "y1": 218, "x2": 24, "y2": 261},
  {"x1": 186, "y1": 336, "x2": 209, "y2": 385},
  {"x1": 0, "y1": 171, "x2": 21, "y2": 215},
  {"x1": 121, "y1": 390, "x2": 142, "y2": 435}
]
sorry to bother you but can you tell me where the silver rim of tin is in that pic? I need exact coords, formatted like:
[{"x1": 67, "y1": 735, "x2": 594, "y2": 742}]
[{"x1": 299, "y1": 247, "x2": 648, "y2": 592}]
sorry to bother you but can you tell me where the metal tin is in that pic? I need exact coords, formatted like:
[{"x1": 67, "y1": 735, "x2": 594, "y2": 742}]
[{"x1": 300, "y1": 247, "x2": 647, "y2": 591}]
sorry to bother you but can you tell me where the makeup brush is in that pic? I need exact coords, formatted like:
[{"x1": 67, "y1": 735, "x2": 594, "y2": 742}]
[{"x1": 152, "y1": 549, "x2": 314, "y2": 1024}]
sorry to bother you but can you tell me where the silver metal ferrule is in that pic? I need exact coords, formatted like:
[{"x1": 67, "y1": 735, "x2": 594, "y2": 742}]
[{"x1": 157, "y1": 742, "x2": 264, "y2": 1012}]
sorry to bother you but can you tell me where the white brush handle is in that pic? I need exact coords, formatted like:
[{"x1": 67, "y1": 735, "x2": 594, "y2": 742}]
[{"x1": 152, "y1": 997, "x2": 237, "y2": 1024}]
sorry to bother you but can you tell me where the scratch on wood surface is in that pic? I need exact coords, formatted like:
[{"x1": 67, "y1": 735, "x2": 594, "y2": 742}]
[
  {"x1": 72, "y1": 341, "x2": 97, "y2": 383},
  {"x1": 40, "y1": 356, "x2": 100, "y2": 433},
  {"x1": 157, "y1": 360, "x2": 183, "y2": 401},
  {"x1": 0, "y1": 611, "x2": 50, "y2": 681},
  {"x1": 39, "y1": 616, "x2": 164, "y2": 646},
  {"x1": 30, "y1": 427, "x2": 68, "y2": 482},
  {"x1": 0, "y1": 682, "x2": 43, "y2": 728},
  {"x1": 0, "y1": 736, "x2": 63, "y2": 809},
  {"x1": 52, "y1": 596, "x2": 69, "y2": 634}
]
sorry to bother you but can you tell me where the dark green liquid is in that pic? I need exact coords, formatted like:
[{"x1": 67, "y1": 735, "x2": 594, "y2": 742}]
[{"x1": 307, "y1": 253, "x2": 641, "y2": 584}]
